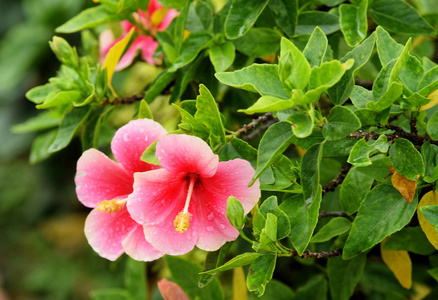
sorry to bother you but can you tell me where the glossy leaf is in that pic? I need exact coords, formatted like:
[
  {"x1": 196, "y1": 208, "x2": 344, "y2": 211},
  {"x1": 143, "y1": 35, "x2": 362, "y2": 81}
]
[
  {"x1": 376, "y1": 26, "x2": 404, "y2": 66},
  {"x1": 343, "y1": 185, "x2": 418, "y2": 259},
  {"x1": 339, "y1": 0, "x2": 368, "y2": 47},
  {"x1": 269, "y1": 0, "x2": 298, "y2": 37},
  {"x1": 252, "y1": 122, "x2": 294, "y2": 184},
  {"x1": 382, "y1": 227, "x2": 435, "y2": 255},
  {"x1": 417, "y1": 191, "x2": 438, "y2": 250},
  {"x1": 327, "y1": 254, "x2": 366, "y2": 300},
  {"x1": 224, "y1": 0, "x2": 269, "y2": 39},
  {"x1": 90, "y1": 289, "x2": 131, "y2": 300},
  {"x1": 340, "y1": 167, "x2": 374, "y2": 215},
  {"x1": 209, "y1": 42, "x2": 235, "y2": 72},
  {"x1": 311, "y1": 217, "x2": 351, "y2": 243},
  {"x1": 303, "y1": 27, "x2": 328, "y2": 68},
  {"x1": 30, "y1": 130, "x2": 57, "y2": 164},
  {"x1": 389, "y1": 138, "x2": 424, "y2": 181},
  {"x1": 323, "y1": 106, "x2": 362, "y2": 140},
  {"x1": 124, "y1": 258, "x2": 146, "y2": 300},
  {"x1": 301, "y1": 143, "x2": 323, "y2": 202},
  {"x1": 246, "y1": 254, "x2": 276, "y2": 296},
  {"x1": 259, "y1": 196, "x2": 291, "y2": 240},
  {"x1": 239, "y1": 96, "x2": 294, "y2": 114},
  {"x1": 390, "y1": 169, "x2": 418, "y2": 203},
  {"x1": 347, "y1": 135, "x2": 389, "y2": 166},
  {"x1": 170, "y1": 32, "x2": 214, "y2": 71},
  {"x1": 201, "y1": 253, "x2": 262, "y2": 275},
  {"x1": 280, "y1": 186, "x2": 323, "y2": 254},
  {"x1": 233, "y1": 28, "x2": 282, "y2": 58},
  {"x1": 369, "y1": 0, "x2": 436, "y2": 35},
  {"x1": 296, "y1": 11, "x2": 340, "y2": 35},
  {"x1": 216, "y1": 64, "x2": 290, "y2": 99},
  {"x1": 288, "y1": 110, "x2": 314, "y2": 138},
  {"x1": 279, "y1": 37, "x2": 311, "y2": 90},
  {"x1": 427, "y1": 110, "x2": 438, "y2": 140}
]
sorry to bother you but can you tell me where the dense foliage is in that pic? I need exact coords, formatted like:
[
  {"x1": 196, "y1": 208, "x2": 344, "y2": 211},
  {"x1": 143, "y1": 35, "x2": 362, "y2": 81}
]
[{"x1": 5, "y1": 0, "x2": 438, "y2": 298}]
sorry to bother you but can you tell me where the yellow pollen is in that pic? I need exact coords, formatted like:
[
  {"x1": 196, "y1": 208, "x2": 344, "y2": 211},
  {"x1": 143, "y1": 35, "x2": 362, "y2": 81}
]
[
  {"x1": 173, "y1": 174, "x2": 197, "y2": 233},
  {"x1": 174, "y1": 212, "x2": 192, "y2": 233},
  {"x1": 96, "y1": 199, "x2": 127, "y2": 213}
]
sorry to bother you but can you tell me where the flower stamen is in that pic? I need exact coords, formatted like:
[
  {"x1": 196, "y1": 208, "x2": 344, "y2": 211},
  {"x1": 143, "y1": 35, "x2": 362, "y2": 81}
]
[
  {"x1": 174, "y1": 174, "x2": 197, "y2": 233},
  {"x1": 97, "y1": 199, "x2": 127, "y2": 213}
]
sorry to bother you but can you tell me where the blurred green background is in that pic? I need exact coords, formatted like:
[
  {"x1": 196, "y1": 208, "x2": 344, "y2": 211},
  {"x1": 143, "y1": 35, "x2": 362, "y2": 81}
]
[{"x1": 0, "y1": 0, "x2": 132, "y2": 298}]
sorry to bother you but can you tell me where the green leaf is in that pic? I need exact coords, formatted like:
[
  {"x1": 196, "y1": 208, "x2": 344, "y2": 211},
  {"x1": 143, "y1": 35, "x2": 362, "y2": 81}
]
[
  {"x1": 323, "y1": 106, "x2": 362, "y2": 140},
  {"x1": 343, "y1": 185, "x2": 418, "y2": 259},
  {"x1": 12, "y1": 111, "x2": 60, "y2": 133},
  {"x1": 304, "y1": 59, "x2": 354, "y2": 104},
  {"x1": 296, "y1": 11, "x2": 341, "y2": 35},
  {"x1": 56, "y1": 6, "x2": 122, "y2": 33},
  {"x1": 259, "y1": 196, "x2": 291, "y2": 240},
  {"x1": 30, "y1": 130, "x2": 57, "y2": 164},
  {"x1": 137, "y1": 100, "x2": 153, "y2": 119},
  {"x1": 280, "y1": 186, "x2": 323, "y2": 254},
  {"x1": 216, "y1": 64, "x2": 289, "y2": 99},
  {"x1": 195, "y1": 85, "x2": 226, "y2": 144},
  {"x1": 355, "y1": 155, "x2": 392, "y2": 182},
  {"x1": 170, "y1": 55, "x2": 204, "y2": 103},
  {"x1": 186, "y1": 1, "x2": 213, "y2": 32},
  {"x1": 36, "y1": 90, "x2": 83, "y2": 109},
  {"x1": 260, "y1": 280, "x2": 295, "y2": 300},
  {"x1": 376, "y1": 26, "x2": 404, "y2": 66},
  {"x1": 294, "y1": 275, "x2": 327, "y2": 300},
  {"x1": 369, "y1": 0, "x2": 436, "y2": 35},
  {"x1": 279, "y1": 37, "x2": 311, "y2": 90},
  {"x1": 428, "y1": 268, "x2": 438, "y2": 282},
  {"x1": 301, "y1": 143, "x2": 323, "y2": 202},
  {"x1": 90, "y1": 289, "x2": 131, "y2": 300},
  {"x1": 311, "y1": 217, "x2": 351, "y2": 243},
  {"x1": 26, "y1": 83, "x2": 59, "y2": 104},
  {"x1": 239, "y1": 96, "x2": 294, "y2": 114},
  {"x1": 328, "y1": 33, "x2": 376, "y2": 105},
  {"x1": 367, "y1": 81, "x2": 403, "y2": 112},
  {"x1": 427, "y1": 110, "x2": 438, "y2": 140},
  {"x1": 327, "y1": 254, "x2": 366, "y2": 300},
  {"x1": 200, "y1": 253, "x2": 262, "y2": 275},
  {"x1": 419, "y1": 66, "x2": 438, "y2": 95},
  {"x1": 303, "y1": 27, "x2": 328, "y2": 68},
  {"x1": 340, "y1": 0, "x2": 368, "y2": 47},
  {"x1": 199, "y1": 243, "x2": 232, "y2": 288},
  {"x1": 420, "y1": 205, "x2": 438, "y2": 233},
  {"x1": 340, "y1": 167, "x2": 374, "y2": 215},
  {"x1": 259, "y1": 213, "x2": 278, "y2": 248},
  {"x1": 165, "y1": 256, "x2": 223, "y2": 300},
  {"x1": 226, "y1": 196, "x2": 245, "y2": 230},
  {"x1": 143, "y1": 69, "x2": 176, "y2": 103},
  {"x1": 269, "y1": 0, "x2": 298, "y2": 37},
  {"x1": 422, "y1": 142, "x2": 438, "y2": 178},
  {"x1": 48, "y1": 106, "x2": 92, "y2": 153},
  {"x1": 170, "y1": 32, "x2": 214, "y2": 71},
  {"x1": 350, "y1": 85, "x2": 372, "y2": 109},
  {"x1": 288, "y1": 110, "x2": 314, "y2": 138},
  {"x1": 389, "y1": 138, "x2": 425, "y2": 180},
  {"x1": 124, "y1": 258, "x2": 146, "y2": 300},
  {"x1": 347, "y1": 135, "x2": 390, "y2": 166},
  {"x1": 233, "y1": 28, "x2": 282, "y2": 58},
  {"x1": 209, "y1": 42, "x2": 235, "y2": 72},
  {"x1": 253, "y1": 122, "x2": 294, "y2": 184},
  {"x1": 49, "y1": 36, "x2": 78, "y2": 68},
  {"x1": 159, "y1": 0, "x2": 189, "y2": 9},
  {"x1": 141, "y1": 140, "x2": 160, "y2": 166},
  {"x1": 382, "y1": 226, "x2": 435, "y2": 255},
  {"x1": 246, "y1": 254, "x2": 276, "y2": 296},
  {"x1": 224, "y1": 0, "x2": 269, "y2": 39}
]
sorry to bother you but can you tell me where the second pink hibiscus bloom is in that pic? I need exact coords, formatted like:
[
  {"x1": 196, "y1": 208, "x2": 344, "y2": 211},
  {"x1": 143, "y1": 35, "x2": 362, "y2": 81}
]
[{"x1": 127, "y1": 134, "x2": 261, "y2": 255}]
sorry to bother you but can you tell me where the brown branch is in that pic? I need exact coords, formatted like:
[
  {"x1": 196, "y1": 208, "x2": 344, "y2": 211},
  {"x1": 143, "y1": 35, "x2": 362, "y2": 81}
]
[
  {"x1": 233, "y1": 113, "x2": 279, "y2": 141},
  {"x1": 322, "y1": 163, "x2": 352, "y2": 196},
  {"x1": 101, "y1": 94, "x2": 145, "y2": 106},
  {"x1": 318, "y1": 211, "x2": 351, "y2": 221},
  {"x1": 288, "y1": 248, "x2": 342, "y2": 259}
]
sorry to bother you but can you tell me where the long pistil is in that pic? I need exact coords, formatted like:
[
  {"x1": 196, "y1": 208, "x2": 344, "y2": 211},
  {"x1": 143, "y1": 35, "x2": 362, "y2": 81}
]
[{"x1": 174, "y1": 174, "x2": 197, "y2": 233}]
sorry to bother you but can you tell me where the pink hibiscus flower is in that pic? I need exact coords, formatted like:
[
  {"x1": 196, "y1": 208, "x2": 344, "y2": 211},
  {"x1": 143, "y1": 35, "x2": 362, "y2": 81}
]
[
  {"x1": 127, "y1": 134, "x2": 261, "y2": 255},
  {"x1": 100, "y1": 0, "x2": 179, "y2": 70},
  {"x1": 75, "y1": 118, "x2": 167, "y2": 261}
]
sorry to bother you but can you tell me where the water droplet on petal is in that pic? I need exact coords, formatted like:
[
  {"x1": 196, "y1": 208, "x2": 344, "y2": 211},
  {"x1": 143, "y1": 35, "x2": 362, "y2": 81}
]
[
  {"x1": 207, "y1": 212, "x2": 214, "y2": 221},
  {"x1": 76, "y1": 171, "x2": 86, "y2": 178},
  {"x1": 206, "y1": 226, "x2": 213, "y2": 232},
  {"x1": 123, "y1": 133, "x2": 130, "y2": 142},
  {"x1": 219, "y1": 224, "x2": 226, "y2": 229}
]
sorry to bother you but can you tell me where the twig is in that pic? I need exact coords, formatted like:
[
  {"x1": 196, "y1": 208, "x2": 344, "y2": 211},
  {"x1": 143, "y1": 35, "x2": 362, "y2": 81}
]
[
  {"x1": 318, "y1": 211, "x2": 350, "y2": 221},
  {"x1": 288, "y1": 248, "x2": 342, "y2": 259},
  {"x1": 232, "y1": 113, "x2": 279, "y2": 141},
  {"x1": 322, "y1": 164, "x2": 352, "y2": 196},
  {"x1": 348, "y1": 128, "x2": 437, "y2": 147},
  {"x1": 102, "y1": 94, "x2": 145, "y2": 106},
  {"x1": 242, "y1": 118, "x2": 279, "y2": 142}
]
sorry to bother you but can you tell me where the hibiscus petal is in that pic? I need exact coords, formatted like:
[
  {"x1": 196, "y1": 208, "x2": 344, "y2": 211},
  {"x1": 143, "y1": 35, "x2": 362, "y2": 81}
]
[
  {"x1": 138, "y1": 36, "x2": 159, "y2": 65},
  {"x1": 127, "y1": 169, "x2": 186, "y2": 225},
  {"x1": 75, "y1": 148, "x2": 133, "y2": 208},
  {"x1": 156, "y1": 9, "x2": 179, "y2": 31},
  {"x1": 115, "y1": 37, "x2": 143, "y2": 70},
  {"x1": 122, "y1": 225, "x2": 164, "y2": 261},
  {"x1": 156, "y1": 134, "x2": 219, "y2": 178},
  {"x1": 158, "y1": 279, "x2": 190, "y2": 300},
  {"x1": 201, "y1": 159, "x2": 261, "y2": 214},
  {"x1": 143, "y1": 205, "x2": 198, "y2": 255},
  {"x1": 85, "y1": 206, "x2": 138, "y2": 261},
  {"x1": 111, "y1": 118, "x2": 167, "y2": 174}
]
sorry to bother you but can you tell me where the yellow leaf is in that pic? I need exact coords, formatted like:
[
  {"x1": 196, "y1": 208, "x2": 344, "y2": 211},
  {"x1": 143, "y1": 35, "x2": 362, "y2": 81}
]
[
  {"x1": 411, "y1": 282, "x2": 432, "y2": 300},
  {"x1": 381, "y1": 240, "x2": 412, "y2": 289},
  {"x1": 390, "y1": 167, "x2": 418, "y2": 203},
  {"x1": 420, "y1": 89, "x2": 438, "y2": 112},
  {"x1": 418, "y1": 190, "x2": 438, "y2": 250},
  {"x1": 296, "y1": 145, "x2": 306, "y2": 158},
  {"x1": 183, "y1": 29, "x2": 191, "y2": 41},
  {"x1": 233, "y1": 267, "x2": 248, "y2": 300},
  {"x1": 102, "y1": 27, "x2": 135, "y2": 86}
]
